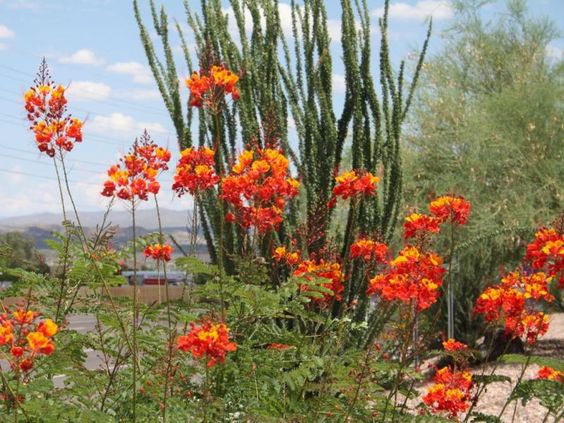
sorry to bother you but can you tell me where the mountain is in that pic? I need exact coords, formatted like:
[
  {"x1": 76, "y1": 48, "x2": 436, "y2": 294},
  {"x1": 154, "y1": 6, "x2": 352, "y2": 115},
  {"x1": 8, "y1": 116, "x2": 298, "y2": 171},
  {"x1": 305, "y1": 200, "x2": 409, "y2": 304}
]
[{"x1": 0, "y1": 208, "x2": 193, "y2": 231}]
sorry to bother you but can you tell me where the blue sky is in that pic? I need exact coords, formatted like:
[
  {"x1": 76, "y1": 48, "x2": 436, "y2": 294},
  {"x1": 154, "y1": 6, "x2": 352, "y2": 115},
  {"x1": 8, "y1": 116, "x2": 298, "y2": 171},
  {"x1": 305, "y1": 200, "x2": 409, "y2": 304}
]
[{"x1": 0, "y1": 0, "x2": 562, "y2": 218}]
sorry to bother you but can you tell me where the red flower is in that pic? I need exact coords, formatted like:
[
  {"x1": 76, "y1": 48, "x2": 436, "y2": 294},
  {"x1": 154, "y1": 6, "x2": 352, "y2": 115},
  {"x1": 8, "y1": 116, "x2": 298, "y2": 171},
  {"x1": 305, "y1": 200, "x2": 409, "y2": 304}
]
[
  {"x1": 350, "y1": 238, "x2": 388, "y2": 263},
  {"x1": 332, "y1": 170, "x2": 379, "y2": 201},
  {"x1": 221, "y1": 147, "x2": 299, "y2": 234},
  {"x1": 525, "y1": 227, "x2": 564, "y2": 288},
  {"x1": 272, "y1": 246, "x2": 300, "y2": 266},
  {"x1": 423, "y1": 368, "x2": 472, "y2": 418},
  {"x1": 294, "y1": 260, "x2": 344, "y2": 306},
  {"x1": 24, "y1": 63, "x2": 83, "y2": 157},
  {"x1": 144, "y1": 243, "x2": 173, "y2": 262},
  {"x1": 267, "y1": 343, "x2": 292, "y2": 350},
  {"x1": 177, "y1": 321, "x2": 237, "y2": 367},
  {"x1": 537, "y1": 366, "x2": 563, "y2": 382},
  {"x1": 475, "y1": 271, "x2": 553, "y2": 345},
  {"x1": 367, "y1": 246, "x2": 444, "y2": 311},
  {"x1": 429, "y1": 195, "x2": 471, "y2": 225},
  {"x1": 185, "y1": 65, "x2": 240, "y2": 109},
  {"x1": 442, "y1": 339, "x2": 468, "y2": 352},
  {"x1": 101, "y1": 133, "x2": 170, "y2": 201},
  {"x1": 403, "y1": 213, "x2": 441, "y2": 239},
  {"x1": 172, "y1": 147, "x2": 219, "y2": 196}
]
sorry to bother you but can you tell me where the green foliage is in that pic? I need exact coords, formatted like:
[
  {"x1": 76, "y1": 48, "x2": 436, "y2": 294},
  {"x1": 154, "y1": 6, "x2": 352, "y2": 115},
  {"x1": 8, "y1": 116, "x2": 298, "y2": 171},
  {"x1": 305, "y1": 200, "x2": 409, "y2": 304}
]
[
  {"x1": 0, "y1": 231, "x2": 50, "y2": 277},
  {"x1": 501, "y1": 354, "x2": 564, "y2": 371},
  {"x1": 403, "y1": 0, "x2": 564, "y2": 343}
]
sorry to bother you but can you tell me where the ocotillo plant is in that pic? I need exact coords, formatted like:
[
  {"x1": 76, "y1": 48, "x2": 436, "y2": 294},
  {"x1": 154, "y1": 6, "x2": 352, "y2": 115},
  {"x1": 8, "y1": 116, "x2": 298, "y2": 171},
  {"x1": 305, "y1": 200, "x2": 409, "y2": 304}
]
[{"x1": 134, "y1": 0, "x2": 430, "y2": 321}]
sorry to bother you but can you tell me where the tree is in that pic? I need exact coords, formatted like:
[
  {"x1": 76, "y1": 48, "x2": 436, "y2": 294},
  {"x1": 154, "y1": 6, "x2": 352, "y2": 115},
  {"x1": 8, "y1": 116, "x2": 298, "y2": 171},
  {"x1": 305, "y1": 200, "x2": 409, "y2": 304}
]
[
  {"x1": 0, "y1": 232, "x2": 50, "y2": 278},
  {"x1": 403, "y1": 0, "x2": 563, "y2": 343}
]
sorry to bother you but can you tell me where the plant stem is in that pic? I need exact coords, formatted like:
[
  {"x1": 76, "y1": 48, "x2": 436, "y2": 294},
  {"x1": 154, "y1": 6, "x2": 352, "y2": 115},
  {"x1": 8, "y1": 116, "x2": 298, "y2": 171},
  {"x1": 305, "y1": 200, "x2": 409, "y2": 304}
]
[
  {"x1": 58, "y1": 154, "x2": 137, "y2": 372},
  {"x1": 131, "y1": 199, "x2": 138, "y2": 422},
  {"x1": 497, "y1": 353, "x2": 531, "y2": 420},
  {"x1": 154, "y1": 195, "x2": 173, "y2": 422},
  {"x1": 212, "y1": 112, "x2": 226, "y2": 320},
  {"x1": 447, "y1": 221, "x2": 456, "y2": 339}
]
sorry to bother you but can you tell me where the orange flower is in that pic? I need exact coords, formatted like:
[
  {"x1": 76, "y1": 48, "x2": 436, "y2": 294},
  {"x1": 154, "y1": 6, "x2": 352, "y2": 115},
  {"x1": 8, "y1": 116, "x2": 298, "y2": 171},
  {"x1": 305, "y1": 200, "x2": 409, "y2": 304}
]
[
  {"x1": 537, "y1": 366, "x2": 563, "y2": 382},
  {"x1": 423, "y1": 368, "x2": 472, "y2": 418},
  {"x1": 0, "y1": 321, "x2": 14, "y2": 345},
  {"x1": 272, "y1": 246, "x2": 300, "y2": 266},
  {"x1": 26, "y1": 331, "x2": 54, "y2": 354},
  {"x1": 525, "y1": 227, "x2": 564, "y2": 288},
  {"x1": 403, "y1": 213, "x2": 441, "y2": 239},
  {"x1": 24, "y1": 63, "x2": 83, "y2": 157},
  {"x1": 101, "y1": 133, "x2": 170, "y2": 201},
  {"x1": 173, "y1": 147, "x2": 219, "y2": 196},
  {"x1": 294, "y1": 260, "x2": 344, "y2": 305},
  {"x1": 185, "y1": 65, "x2": 240, "y2": 109},
  {"x1": 475, "y1": 270, "x2": 553, "y2": 345},
  {"x1": 350, "y1": 238, "x2": 388, "y2": 263},
  {"x1": 13, "y1": 309, "x2": 34, "y2": 324},
  {"x1": 177, "y1": 321, "x2": 237, "y2": 367},
  {"x1": 144, "y1": 243, "x2": 173, "y2": 262},
  {"x1": 442, "y1": 339, "x2": 468, "y2": 352},
  {"x1": 429, "y1": 195, "x2": 471, "y2": 225},
  {"x1": 332, "y1": 170, "x2": 379, "y2": 201},
  {"x1": 367, "y1": 246, "x2": 444, "y2": 311},
  {"x1": 221, "y1": 147, "x2": 299, "y2": 234},
  {"x1": 38, "y1": 319, "x2": 58, "y2": 337}
]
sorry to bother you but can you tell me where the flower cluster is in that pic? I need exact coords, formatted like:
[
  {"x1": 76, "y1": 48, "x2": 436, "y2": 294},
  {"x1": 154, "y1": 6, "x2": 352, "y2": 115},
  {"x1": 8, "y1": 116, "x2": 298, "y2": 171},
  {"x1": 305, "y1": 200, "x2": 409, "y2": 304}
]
[
  {"x1": 428, "y1": 195, "x2": 471, "y2": 225},
  {"x1": 177, "y1": 321, "x2": 237, "y2": 368},
  {"x1": 423, "y1": 367, "x2": 473, "y2": 418},
  {"x1": 367, "y1": 246, "x2": 445, "y2": 311},
  {"x1": 537, "y1": 366, "x2": 563, "y2": 382},
  {"x1": 475, "y1": 271, "x2": 553, "y2": 344},
  {"x1": 185, "y1": 65, "x2": 240, "y2": 109},
  {"x1": 101, "y1": 133, "x2": 170, "y2": 201},
  {"x1": 293, "y1": 259, "x2": 344, "y2": 305},
  {"x1": 172, "y1": 146, "x2": 219, "y2": 196},
  {"x1": 403, "y1": 213, "x2": 441, "y2": 239},
  {"x1": 330, "y1": 170, "x2": 379, "y2": 204},
  {"x1": 272, "y1": 246, "x2": 300, "y2": 266},
  {"x1": 350, "y1": 238, "x2": 388, "y2": 263},
  {"x1": 0, "y1": 309, "x2": 58, "y2": 373},
  {"x1": 525, "y1": 227, "x2": 563, "y2": 288},
  {"x1": 144, "y1": 243, "x2": 173, "y2": 262},
  {"x1": 24, "y1": 64, "x2": 83, "y2": 157},
  {"x1": 221, "y1": 147, "x2": 299, "y2": 233},
  {"x1": 442, "y1": 338, "x2": 468, "y2": 352}
]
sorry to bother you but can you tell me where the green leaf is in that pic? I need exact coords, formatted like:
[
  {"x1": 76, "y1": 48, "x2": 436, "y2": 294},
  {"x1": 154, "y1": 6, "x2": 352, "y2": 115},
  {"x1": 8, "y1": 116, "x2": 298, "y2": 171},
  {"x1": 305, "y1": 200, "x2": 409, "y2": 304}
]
[{"x1": 176, "y1": 256, "x2": 218, "y2": 276}]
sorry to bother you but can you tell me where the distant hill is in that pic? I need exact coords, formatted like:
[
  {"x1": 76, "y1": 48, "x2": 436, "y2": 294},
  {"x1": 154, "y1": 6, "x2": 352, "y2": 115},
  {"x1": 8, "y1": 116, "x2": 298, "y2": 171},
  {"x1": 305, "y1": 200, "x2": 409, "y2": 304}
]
[
  {"x1": 0, "y1": 208, "x2": 202, "y2": 254},
  {"x1": 0, "y1": 208, "x2": 192, "y2": 231}
]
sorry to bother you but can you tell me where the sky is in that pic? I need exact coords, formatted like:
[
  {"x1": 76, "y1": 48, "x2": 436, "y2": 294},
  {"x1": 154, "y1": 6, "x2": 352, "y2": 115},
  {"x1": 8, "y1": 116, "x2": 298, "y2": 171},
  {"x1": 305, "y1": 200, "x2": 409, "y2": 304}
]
[{"x1": 0, "y1": 0, "x2": 562, "y2": 219}]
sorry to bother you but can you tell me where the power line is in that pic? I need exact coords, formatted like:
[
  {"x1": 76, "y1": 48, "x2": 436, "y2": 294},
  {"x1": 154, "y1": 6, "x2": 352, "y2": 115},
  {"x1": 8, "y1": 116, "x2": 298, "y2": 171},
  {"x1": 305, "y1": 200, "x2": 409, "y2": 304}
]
[
  {"x1": 0, "y1": 64, "x2": 172, "y2": 117},
  {"x1": 0, "y1": 152, "x2": 104, "y2": 174},
  {"x1": 0, "y1": 144, "x2": 110, "y2": 167}
]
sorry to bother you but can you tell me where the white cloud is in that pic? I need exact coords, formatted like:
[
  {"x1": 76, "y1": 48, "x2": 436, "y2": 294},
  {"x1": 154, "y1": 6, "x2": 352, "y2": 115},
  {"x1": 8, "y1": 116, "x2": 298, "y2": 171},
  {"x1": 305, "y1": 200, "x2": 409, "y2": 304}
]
[
  {"x1": 66, "y1": 81, "x2": 112, "y2": 102},
  {"x1": 546, "y1": 44, "x2": 563, "y2": 61},
  {"x1": 106, "y1": 62, "x2": 153, "y2": 84},
  {"x1": 372, "y1": 1, "x2": 453, "y2": 21},
  {"x1": 87, "y1": 112, "x2": 167, "y2": 138},
  {"x1": 0, "y1": 0, "x2": 40, "y2": 10},
  {"x1": 0, "y1": 24, "x2": 15, "y2": 38},
  {"x1": 332, "y1": 73, "x2": 346, "y2": 94},
  {"x1": 60, "y1": 49, "x2": 105, "y2": 66},
  {"x1": 0, "y1": 42, "x2": 6, "y2": 50},
  {"x1": 115, "y1": 89, "x2": 162, "y2": 101}
]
